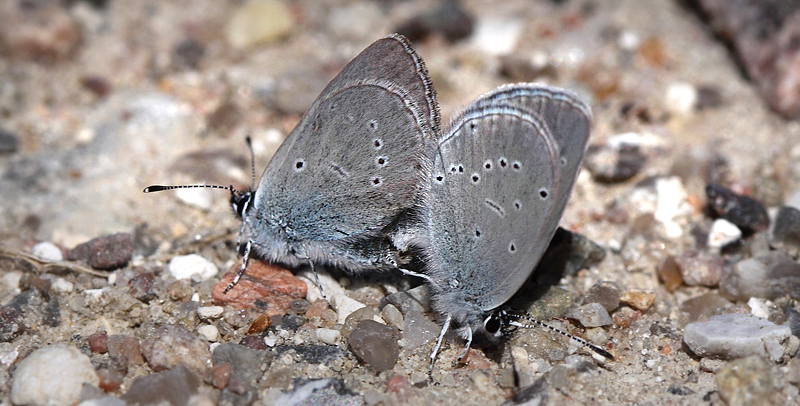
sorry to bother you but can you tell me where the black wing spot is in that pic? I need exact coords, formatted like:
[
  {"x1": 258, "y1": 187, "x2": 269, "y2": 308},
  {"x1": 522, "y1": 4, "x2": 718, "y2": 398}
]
[
  {"x1": 374, "y1": 139, "x2": 382, "y2": 149},
  {"x1": 514, "y1": 200, "x2": 521, "y2": 210},
  {"x1": 368, "y1": 119, "x2": 378, "y2": 130},
  {"x1": 499, "y1": 158, "x2": 507, "y2": 168},
  {"x1": 560, "y1": 157, "x2": 568, "y2": 167},
  {"x1": 475, "y1": 228, "x2": 481, "y2": 237},
  {"x1": 509, "y1": 242, "x2": 516, "y2": 253},
  {"x1": 471, "y1": 174, "x2": 480, "y2": 183},
  {"x1": 372, "y1": 177, "x2": 382, "y2": 186},
  {"x1": 376, "y1": 156, "x2": 387, "y2": 168},
  {"x1": 435, "y1": 174, "x2": 444, "y2": 183},
  {"x1": 294, "y1": 160, "x2": 305, "y2": 171},
  {"x1": 458, "y1": 165, "x2": 464, "y2": 173},
  {"x1": 512, "y1": 161, "x2": 521, "y2": 170},
  {"x1": 484, "y1": 160, "x2": 492, "y2": 170},
  {"x1": 539, "y1": 188, "x2": 549, "y2": 199}
]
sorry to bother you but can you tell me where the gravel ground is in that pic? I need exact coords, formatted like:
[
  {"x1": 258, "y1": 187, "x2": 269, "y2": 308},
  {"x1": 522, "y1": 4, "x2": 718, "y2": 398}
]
[{"x1": 1, "y1": 1, "x2": 800, "y2": 405}]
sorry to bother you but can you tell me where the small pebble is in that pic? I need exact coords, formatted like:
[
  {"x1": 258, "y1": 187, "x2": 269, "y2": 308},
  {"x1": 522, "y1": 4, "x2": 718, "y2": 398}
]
[
  {"x1": 568, "y1": 302, "x2": 614, "y2": 327},
  {"x1": 10, "y1": 344, "x2": 99, "y2": 406},
  {"x1": 470, "y1": 18, "x2": 524, "y2": 56},
  {"x1": 167, "y1": 280, "x2": 193, "y2": 302},
  {"x1": 52, "y1": 277, "x2": 74, "y2": 293},
  {"x1": 32, "y1": 241, "x2": 63, "y2": 261},
  {"x1": 299, "y1": 269, "x2": 344, "y2": 303},
  {"x1": 171, "y1": 38, "x2": 205, "y2": 70},
  {"x1": 316, "y1": 328, "x2": 341, "y2": 345},
  {"x1": 683, "y1": 313, "x2": 793, "y2": 361},
  {"x1": 381, "y1": 285, "x2": 431, "y2": 315},
  {"x1": 168, "y1": 254, "x2": 218, "y2": 281},
  {"x1": 720, "y1": 252, "x2": 800, "y2": 301},
  {"x1": 380, "y1": 304, "x2": 404, "y2": 330},
  {"x1": 87, "y1": 332, "x2": 108, "y2": 353},
  {"x1": 140, "y1": 324, "x2": 211, "y2": 374},
  {"x1": 239, "y1": 335, "x2": 268, "y2": 351},
  {"x1": 583, "y1": 281, "x2": 622, "y2": 312},
  {"x1": 198, "y1": 325, "x2": 220, "y2": 342},
  {"x1": 716, "y1": 356, "x2": 785, "y2": 406},
  {"x1": 620, "y1": 290, "x2": 656, "y2": 311},
  {"x1": 342, "y1": 306, "x2": 380, "y2": 338},
  {"x1": 247, "y1": 313, "x2": 271, "y2": 334},
  {"x1": 67, "y1": 233, "x2": 134, "y2": 270},
  {"x1": 664, "y1": 81, "x2": 698, "y2": 116},
  {"x1": 393, "y1": 0, "x2": 475, "y2": 42},
  {"x1": 706, "y1": 184, "x2": 770, "y2": 234},
  {"x1": 584, "y1": 143, "x2": 647, "y2": 183},
  {"x1": 349, "y1": 320, "x2": 400, "y2": 372},
  {"x1": 226, "y1": 0, "x2": 293, "y2": 48},
  {"x1": 0, "y1": 127, "x2": 20, "y2": 154},
  {"x1": 107, "y1": 334, "x2": 145, "y2": 367},
  {"x1": 399, "y1": 311, "x2": 439, "y2": 349},
  {"x1": 128, "y1": 272, "x2": 155, "y2": 303},
  {"x1": 768, "y1": 205, "x2": 800, "y2": 256},
  {"x1": 746, "y1": 297, "x2": 771, "y2": 319},
  {"x1": 287, "y1": 299, "x2": 310, "y2": 315},
  {"x1": 120, "y1": 366, "x2": 199, "y2": 406},
  {"x1": 210, "y1": 362, "x2": 232, "y2": 390},
  {"x1": 197, "y1": 305, "x2": 224, "y2": 320},
  {"x1": 174, "y1": 188, "x2": 214, "y2": 210},
  {"x1": 674, "y1": 250, "x2": 723, "y2": 287},
  {"x1": 707, "y1": 218, "x2": 742, "y2": 250},
  {"x1": 680, "y1": 292, "x2": 732, "y2": 321},
  {"x1": 96, "y1": 368, "x2": 125, "y2": 392},
  {"x1": 657, "y1": 256, "x2": 683, "y2": 291}
]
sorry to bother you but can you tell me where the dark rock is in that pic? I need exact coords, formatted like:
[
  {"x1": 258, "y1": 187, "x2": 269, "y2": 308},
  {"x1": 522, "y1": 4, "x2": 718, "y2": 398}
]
[
  {"x1": 67, "y1": 233, "x2": 134, "y2": 270},
  {"x1": 583, "y1": 281, "x2": 622, "y2": 312},
  {"x1": 79, "y1": 76, "x2": 111, "y2": 98},
  {"x1": 128, "y1": 272, "x2": 156, "y2": 303},
  {"x1": 239, "y1": 335, "x2": 268, "y2": 351},
  {"x1": 274, "y1": 345, "x2": 347, "y2": 364},
  {"x1": 0, "y1": 305, "x2": 26, "y2": 342},
  {"x1": 784, "y1": 304, "x2": 800, "y2": 338},
  {"x1": 499, "y1": 55, "x2": 557, "y2": 82},
  {"x1": 705, "y1": 184, "x2": 770, "y2": 234},
  {"x1": 42, "y1": 296, "x2": 60, "y2": 327},
  {"x1": 536, "y1": 227, "x2": 606, "y2": 282},
  {"x1": 172, "y1": 38, "x2": 205, "y2": 70},
  {"x1": 394, "y1": 0, "x2": 474, "y2": 43},
  {"x1": 212, "y1": 343, "x2": 272, "y2": 385},
  {"x1": 348, "y1": 320, "x2": 400, "y2": 372},
  {"x1": 0, "y1": 128, "x2": 19, "y2": 154},
  {"x1": 584, "y1": 143, "x2": 647, "y2": 183},
  {"x1": 768, "y1": 206, "x2": 800, "y2": 257},
  {"x1": 281, "y1": 314, "x2": 306, "y2": 331},
  {"x1": 121, "y1": 366, "x2": 199, "y2": 406}
]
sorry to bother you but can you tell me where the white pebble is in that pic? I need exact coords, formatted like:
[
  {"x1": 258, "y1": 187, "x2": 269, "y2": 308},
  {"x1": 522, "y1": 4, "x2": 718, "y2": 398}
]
[
  {"x1": 31, "y1": 242, "x2": 63, "y2": 261},
  {"x1": 471, "y1": 18, "x2": 523, "y2": 56},
  {"x1": 2, "y1": 271, "x2": 22, "y2": 292},
  {"x1": 618, "y1": 30, "x2": 641, "y2": 51},
  {"x1": 747, "y1": 297, "x2": 771, "y2": 319},
  {"x1": 654, "y1": 177, "x2": 692, "y2": 239},
  {"x1": 197, "y1": 325, "x2": 220, "y2": 342},
  {"x1": 665, "y1": 82, "x2": 698, "y2": 116},
  {"x1": 11, "y1": 344, "x2": 99, "y2": 406},
  {"x1": 168, "y1": 254, "x2": 218, "y2": 281},
  {"x1": 197, "y1": 305, "x2": 224, "y2": 320},
  {"x1": 708, "y1": 218, "x2": 742, "y2": 250},
  {"x1": 299, "y1": 269, "x2": 345, "y2": 303},
  {"x1": 316, "y1": 328, "x2": 341, "y2": 345},
  {"x1": 174, "y1": 188, "x2": 214, "y2": 210},
  {"x1": 51, "y1": 278, "x2": 74, "y2": 293}
]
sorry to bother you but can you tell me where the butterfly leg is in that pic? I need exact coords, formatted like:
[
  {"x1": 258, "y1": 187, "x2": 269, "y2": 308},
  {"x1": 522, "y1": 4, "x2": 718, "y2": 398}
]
[
  {"x1": 429, "y1": 313, "x2": 452, "y2": 382},
  {"x1": 455, "y1": 325, "x2": 473, "y2": 365},
  {"x1": 224, "y1": 239, "x2": 253, "y2": 293}
]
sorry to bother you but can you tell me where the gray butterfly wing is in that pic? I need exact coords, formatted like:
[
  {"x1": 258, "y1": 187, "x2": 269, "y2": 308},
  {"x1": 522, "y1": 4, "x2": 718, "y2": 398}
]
[
  {"x1": 254, "y1": 35, "x2": 438, "y2": 243},
  {"x1": 426, "y1": 86, "x2": 591, "y2": 312}
]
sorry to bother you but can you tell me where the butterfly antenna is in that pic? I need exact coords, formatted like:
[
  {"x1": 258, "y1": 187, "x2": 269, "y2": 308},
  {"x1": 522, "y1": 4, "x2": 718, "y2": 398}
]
[
  {"x1": 245, "y1": 136, "x2": 256, "y2": 190},
  {"x1": 143, "y1": 184, "x2": 243, "y2": 195},
  {"x1": 504, "y1": 310, "x2": 614, "y2": 361}
]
